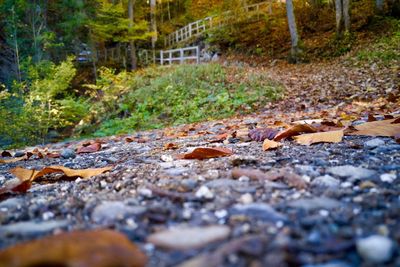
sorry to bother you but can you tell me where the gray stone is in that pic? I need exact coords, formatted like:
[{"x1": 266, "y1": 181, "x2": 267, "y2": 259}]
[
  {"x1": 295, "y1": 165, "x2": 320, "y2": 177},
  {"x1": 356, "y1": 235, "x2": 394, "y2": 263},
  {"x1": 231, "y1": 203, "x2": 287, "y2": 222},
  {"x1": 0, "y1": 198, "x2": 23, "y2": 210},
  {"x1": 164, "y1": 167, "x2": 190, "y2": 176},
  {"x1": 205, "y1": 179, "x2": 244, "y2": 189},
  {"x1": 288, "y1": 197, "x2": 341, "y2": 211},
  {"x1": 303, "y1": 261, "x2": 352, "y2": 267},
  {"x1": 14, "y1": 151, "x2": 25, "y2": 157},
  {"x1": 148, "y1": 225, "x2": 230, "y2": 250},
  {"x1": 327, "y1": 165, "x2": 376, "y2": 180},
  {"x1": 91, "y1": 201, "x2": 146, "y2": 223},
  {"x1": 0, "y1": 220, "x2": 68, "y2": 235},
  {"x1": 311, "y1": 175, "x2": 340, "y2": 188},
  {"x1": 364, "y1": 138, "x2": 385, "y2": 148},
  {"x1": 60, "y1": 148, "x2": 76, "y2": 159}
]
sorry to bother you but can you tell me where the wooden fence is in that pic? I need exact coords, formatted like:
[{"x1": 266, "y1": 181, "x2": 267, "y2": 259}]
[
  {"x1": 159, "y1": 46, "x2": 200, "y2": 65},
  {"x1": 165, "y1": 0, "x2": 274, "y2": 47}
]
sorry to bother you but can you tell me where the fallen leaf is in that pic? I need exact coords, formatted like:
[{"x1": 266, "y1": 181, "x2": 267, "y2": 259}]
[
  {"x1": 163, "y1": 143, "x2": 179, "y2": 150},
  {"x1": 1, "y1": 151, "x2": 12, "y2": 157},
  {"x1": 77, "y1": 142, "x2": 102, "y2": 153},
  {"x1": 46, "y1": 152, "x2": 61, "y2": 158},
  {"x1": 208, "y1": 133, "x2": 228, "y2": 143},
  {"x1": 293, "y1": 130, "x2": 344, "y2": 146},
  {"x1": 249, "y1": 128, "x2": 278, "y2": 142},
  {"x1": 0, "y1": 230, "x2": 147, "y2": 267},
  {"x1": 348, "y1": 118, "x2": 400, "y2": 137},
  {"x1": 274, "y1": 124, "x2": 318, "y2": 141},
  {"x1": 0, "y1": 156, "x2": 26, "y2": 164},
  {"x1": 176, "y1": 147, "x2": 233, "y2": 160},
  {"x1": 0, "y1": 166, "x2": 112, "y2": 195},
  {"x1": 262, "y1": 139, "x2": 283, "y2": 150}
]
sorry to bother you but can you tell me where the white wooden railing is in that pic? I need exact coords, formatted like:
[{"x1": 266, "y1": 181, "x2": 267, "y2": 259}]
[
  {"x1": 159, "y1": 46, "x2": 200, "y2": 65},
  {"x1": 165, "y1": 0, "x2": 274, "y2": 47}
]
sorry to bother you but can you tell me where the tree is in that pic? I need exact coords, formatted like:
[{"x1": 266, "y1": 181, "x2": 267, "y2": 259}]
[
  {"x1": 286, "y1": 0, "x2": 300, "y2": 63},
  {"x1": 128, "y1": 0, "x2": 138, "y2": 70},
  {"x1": 335, "y1": 0, "x2": 350, "y2": 38}
]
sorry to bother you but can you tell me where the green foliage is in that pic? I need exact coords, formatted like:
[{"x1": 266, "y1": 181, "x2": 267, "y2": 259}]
[
  {"x1": 356, "y1": 18, "x2": 400, "y2": 64},
  {"x1": 0, "y1": 58, "x2": 89, "y2": 148},
  {"x1": 91, "y1": 64, "x2": 283, "y2": 137}
]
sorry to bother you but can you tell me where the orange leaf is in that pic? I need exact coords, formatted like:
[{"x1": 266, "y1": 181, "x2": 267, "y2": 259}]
[
  {"x1": 349, "y1": 118, "x2": 400, "y2": 137},
  {"x1": 0, "y1": 230, "x2": 147, "y2": 267},
  {"x1": 1, "y1": 166, "x2": 112, "y2": 196},
  {"x1": 164, "y1": 143, "x2": 179, "y2": 150},
  {"x1": 262, "y1": 139, "x2": 283, "y2": 150},
  {"x1": 274, "y1": 124, "x2": 318, "y2": 141},
  {"x1": 293, "y1": 130, "x2": 344, "y2": 146},
  {"x1": 177, "y1": 147, "x2": 233, "y2": 160},
  {"x1": 76, "y1": 142, "x2": 102, "y2": 154}
]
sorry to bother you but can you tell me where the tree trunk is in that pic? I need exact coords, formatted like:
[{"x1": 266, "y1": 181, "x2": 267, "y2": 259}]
[
  {"x1": 335, "y1": 0, "x2": 351, "y2": 38},
  {"x1": 128, "y1": 0, "x2": 137, "y2": 70},
  {"x1": 335, "y1": 0, "x2": 344, "y2": 37},
  {"x1": 343, "y1": 0, "x2": 350, "y2": 32},
  {"x1": 286, "y1": 0, "x2": 300, "y2": 63},
  {"x1": 150, "y1": 0, "x2": 157, "y2": 63}
]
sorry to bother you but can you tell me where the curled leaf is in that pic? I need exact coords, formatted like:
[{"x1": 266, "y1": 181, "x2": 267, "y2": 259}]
[
  {"x1": 293, "y1": 130, "x2": 344, "y2": 146},
  {"x1": 249, "y1": 128, "x2": 278, "y2": 142},
  {"x1": 77, "y1": 142, "x2": 102, "y2": 154},
  {"x1": 274, "y1": 124, "x2": 318, "y2": 141},
  {"x1": 176, "y1": 147, "x2": 233, "y2": 160},
  {"x1": 262, "y1": 139, "x2": 283, "y2": 150},
  {"x1": 349, "y1": 118, "x2": 400, "y2": 137},
  {"x1": 0, "y1": 230, "x2": 148, "y2": 267}
]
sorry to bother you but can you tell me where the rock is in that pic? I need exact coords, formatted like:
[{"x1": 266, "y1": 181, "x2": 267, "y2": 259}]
[
  {"x1": 380, "y1": 173, "x2": 397, "y2": 183},
  {"x1": 60, "y1": 148, "x2": 76, "y2": 159},
  {"x1": 327, "y1": 165, "x2": 376, "y2": 180},
  {"x1": 364, "y1": 138, "x2": 385, "y2": 148},
  {"x1": 356, "y1": 235, "x2": 394, "y2": 263},
  {"x1": 288, "y1": 197, "x2": 341, "y2": 211},
  {"x1": 0, "y1": 220, "x2": 68, "y2": 235},
  {"x1": 14, "y1": 151, "x2": 25, "y2": 157},
  {"x1": 91, "y1": 201, "x2": 146, "y2": 223},
  {"x1": 230, "y1": 203, "x2": 287, "y2": 222},
  {"x1": 311, "y1": 175, "x2": 340, "y2": 188},
  {"x1": 195, "y1": 186, "x2": 214, "y2": 199},
  {"x1": 295, "y1": 165, "x2": 320, "y2": 177},
  {"x1": 164, "y1": 167, "x2": 189, "y2": 176},
  {"x1": 205, "y1": 179, "x2": 244, "y2": 189},
  {"x1": 147, "y1": 225, "x2": 230, "y2": 250},
  {"x1": 0, "y1": 198, "x2": 23, "y2": 210},
  {"x1": 239, "y1": 193, "x2": 254, "y2": 204},
  {"x1": 302, "y1": 261, "x2": 352, "y2": 267}
]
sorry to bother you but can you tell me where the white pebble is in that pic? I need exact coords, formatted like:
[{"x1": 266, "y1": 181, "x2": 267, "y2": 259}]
[
  {"x1": 239, "y1": 193, "x2": 253, "y2": 204},
  {"x1": 380, "y1": 173, "x2": 397, "y2": 183},
  {"x1": 195, "y1": 186, "x2": 214, "y2": 199},
  {"x1": 357, "y1": 235, "x2": 393, "y2": 263}
]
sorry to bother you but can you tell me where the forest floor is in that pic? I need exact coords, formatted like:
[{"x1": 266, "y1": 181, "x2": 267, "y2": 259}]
[{"x1": 0, "y1": 48, "x2": 399, "y2": 267}]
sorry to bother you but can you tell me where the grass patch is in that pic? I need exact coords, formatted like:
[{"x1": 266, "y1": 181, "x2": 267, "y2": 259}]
[{"x1": 91, "y1": 63, "x2": 283, "y2": 137}]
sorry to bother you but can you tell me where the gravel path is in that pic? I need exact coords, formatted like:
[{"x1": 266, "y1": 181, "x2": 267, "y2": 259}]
[{"x1": 0, "y1": 58, "x2": 399, "y2": 266}]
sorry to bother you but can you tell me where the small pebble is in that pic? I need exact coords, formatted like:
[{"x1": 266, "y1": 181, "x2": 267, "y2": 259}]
[
  {"x1": 380, "y1": 173, "x2": 396, "y2": 183},
  {"x1": 239, "y1": 193, "x2": 253, "y2": 204},
  {"x1": 364, "y1": 138, "x2": 385, "y2": 148},
  {"x1": 356, "y1": 235, "x2": 393, "y2": 263},
  {"x1": 195, "y1": 186, "x2": 214, "y2": 199},
  {"x1": 60, "y1": 148, "x2": 76, "y2": 159}
]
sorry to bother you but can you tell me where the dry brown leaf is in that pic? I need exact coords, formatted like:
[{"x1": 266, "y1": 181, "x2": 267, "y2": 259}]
[
  {"x1": 349, "y1": 118, "x2": 400, "y2": 137},
  {"x1": 0, "y1": 166, "x2": 112, "y2": 195},
  {"x1": 293, "y1": 130, "x2": 344, "y2": 146},
  {"x1": 1, "y1": 151, "x2": 12, "y2": 157},
  {"x1": 262, "y1": 139, "x2": 283, "y2": 150},
  {"x1": 274, "y1": 124, "x2": 318, "y2": 141},
  {"x1": 177, "y1": 147, "x2": 233, "y2": 160},
  {"x1": 76, "y1": 142, "x2": 102, "y2": 153},
  {"x1": 0, "y1": 230, "x2": 147, "y2": 267},
  {"x1": 164, "y1": 143, "x2": 179, "y2": 150},
  {"x1": 0, "y1": 156, "x2": 26, "y2": 164}
]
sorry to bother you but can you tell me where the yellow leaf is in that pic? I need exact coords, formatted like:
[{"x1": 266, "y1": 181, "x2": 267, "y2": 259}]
[
  {"x1": 262, "y1": 139, "x2": 282, "y2": 150},
  {"x1": 0, "y1": 156, "x2": 26, "y2": 164},
  {"x1": 293, "y1": 130, "x2": 344, "y2": 146}
]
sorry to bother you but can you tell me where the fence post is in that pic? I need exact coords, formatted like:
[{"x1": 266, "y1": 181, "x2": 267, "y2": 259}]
[
  {"x1": 196, "y1": 46, "x2": 200, "y2": 64},
  {"x1": 180, "y1": 49, "x2": 184, "y2": 64},
  {"x1": 169, "y1": 51, "x2": 172, "y2": 65},
  {"x1": 160, "y1": 50, "x2": 164, "y2": 65}
]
